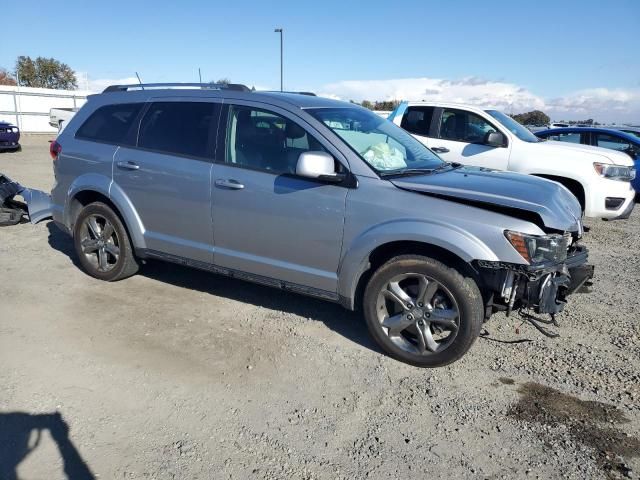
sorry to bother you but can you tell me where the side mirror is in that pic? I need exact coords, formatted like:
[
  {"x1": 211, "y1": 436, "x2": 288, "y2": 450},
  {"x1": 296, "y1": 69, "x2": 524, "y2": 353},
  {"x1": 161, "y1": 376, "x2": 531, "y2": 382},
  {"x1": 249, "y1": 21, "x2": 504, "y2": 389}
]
[
  {"x1": 484, "y1": 131, "x2": 505, "y2": 147},
  {"x1": 296, "y1": 151, "x2": 342, "y2": 182}
]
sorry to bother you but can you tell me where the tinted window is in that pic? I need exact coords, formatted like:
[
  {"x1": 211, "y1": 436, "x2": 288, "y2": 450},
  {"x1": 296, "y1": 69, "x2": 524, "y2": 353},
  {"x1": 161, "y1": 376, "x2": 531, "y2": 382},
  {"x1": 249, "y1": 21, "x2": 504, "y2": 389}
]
[
  {"x1": 76, "y1": 103, "x2": 143, "y2": 145},
  {"x1": 225, "y1": 105, "x2": 327, "y2": 174},
  {"x1": 138, "y1": 102, "x2": 217, "y2": 159},
  {"x1": 438, "y1": 109, "x2": 498, "y2": 143},
  {"x1": 547, "y1": 131, "x2": 582, "y2": 144},
  {"x1": 595, "y1": 133, "x2": 631, "y2": 152},
  {"x1": 401, "y1": 106, "x2": 434, "y2": 136}
]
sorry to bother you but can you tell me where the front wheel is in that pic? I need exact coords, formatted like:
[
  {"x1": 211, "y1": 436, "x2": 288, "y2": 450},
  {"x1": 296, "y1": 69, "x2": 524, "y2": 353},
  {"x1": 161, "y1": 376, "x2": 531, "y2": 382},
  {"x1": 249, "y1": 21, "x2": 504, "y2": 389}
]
[{"x1": 363, "y1": 255, "x2": 484, "y2": 367}]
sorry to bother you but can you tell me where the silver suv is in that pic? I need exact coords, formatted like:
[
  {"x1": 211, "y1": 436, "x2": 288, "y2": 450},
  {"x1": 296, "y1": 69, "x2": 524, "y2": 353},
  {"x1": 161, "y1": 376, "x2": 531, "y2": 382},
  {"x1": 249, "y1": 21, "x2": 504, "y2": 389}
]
[{"x1": 50, "y1": 83, "x2": 594, "y2": 367}]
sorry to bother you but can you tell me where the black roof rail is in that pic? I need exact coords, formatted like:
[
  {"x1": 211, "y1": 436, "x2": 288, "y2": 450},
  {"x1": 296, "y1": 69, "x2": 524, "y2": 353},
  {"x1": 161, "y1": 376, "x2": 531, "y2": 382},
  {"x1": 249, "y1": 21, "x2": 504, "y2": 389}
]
[
  {"x1": 262, "y1": 90, "x2": 317, "y2": 96},
  {"x1": 102, "y1": 83, "x2": 251, "y2": 93}
]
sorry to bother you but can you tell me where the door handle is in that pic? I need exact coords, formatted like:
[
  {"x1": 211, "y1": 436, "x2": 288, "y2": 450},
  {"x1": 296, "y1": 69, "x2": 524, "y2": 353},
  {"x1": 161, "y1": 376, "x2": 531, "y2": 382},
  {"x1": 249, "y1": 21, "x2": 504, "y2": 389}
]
[
  {"x1": 215, "y1": 179, "x2": 245, "y2": 190},
  {"x1": 431, "y1": 147, "x2": 450, "y2": 153},
  {"x1": 116, "y1": 161, "x2": 140, "y2": 170}
]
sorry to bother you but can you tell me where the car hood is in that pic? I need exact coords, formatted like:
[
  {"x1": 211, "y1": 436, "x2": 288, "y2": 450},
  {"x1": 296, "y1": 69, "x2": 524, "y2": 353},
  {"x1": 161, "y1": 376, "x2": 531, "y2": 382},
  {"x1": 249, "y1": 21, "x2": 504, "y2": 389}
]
[
  {"x1": 537, "y1": 140, "x2": 634, "y2": 166},
  {"x1": 390, "y1": 166, "x2": 583, "y2": 232}
]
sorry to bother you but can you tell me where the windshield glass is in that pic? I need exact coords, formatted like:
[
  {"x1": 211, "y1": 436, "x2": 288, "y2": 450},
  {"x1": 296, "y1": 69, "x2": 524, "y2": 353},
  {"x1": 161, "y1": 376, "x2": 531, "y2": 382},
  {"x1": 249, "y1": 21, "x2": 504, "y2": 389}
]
[
  {"x1": 486, "y1": 110, "x2": 540, "y2": 143},
  {"x1": 307, "y1": 107, "x2": 445, "y2": 174}
]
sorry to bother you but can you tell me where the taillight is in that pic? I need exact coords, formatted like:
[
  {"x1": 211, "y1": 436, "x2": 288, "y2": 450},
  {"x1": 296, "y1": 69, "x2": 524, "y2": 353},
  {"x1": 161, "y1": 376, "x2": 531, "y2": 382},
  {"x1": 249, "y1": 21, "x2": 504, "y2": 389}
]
[{"x1": 50, "y1": 140, "x2": 62, "y2": 161}]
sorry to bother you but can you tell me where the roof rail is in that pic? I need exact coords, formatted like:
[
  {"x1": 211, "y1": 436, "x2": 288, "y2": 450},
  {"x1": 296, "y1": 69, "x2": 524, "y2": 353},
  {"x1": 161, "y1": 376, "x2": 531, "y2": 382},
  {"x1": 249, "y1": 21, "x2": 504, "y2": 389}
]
[
  {"x1": 102, "y1": 83, "x2": 251, "y2": 93},
  {"x1": 263, "y1": 90, "x2": 317, "y2": 96}
]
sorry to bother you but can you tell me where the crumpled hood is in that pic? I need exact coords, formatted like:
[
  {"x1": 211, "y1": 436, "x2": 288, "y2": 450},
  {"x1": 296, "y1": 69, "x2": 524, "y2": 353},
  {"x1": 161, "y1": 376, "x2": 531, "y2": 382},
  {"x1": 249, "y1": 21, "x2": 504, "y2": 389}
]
[{"x1": 391, "y1": 166, "x2": 583, "y2": 232}]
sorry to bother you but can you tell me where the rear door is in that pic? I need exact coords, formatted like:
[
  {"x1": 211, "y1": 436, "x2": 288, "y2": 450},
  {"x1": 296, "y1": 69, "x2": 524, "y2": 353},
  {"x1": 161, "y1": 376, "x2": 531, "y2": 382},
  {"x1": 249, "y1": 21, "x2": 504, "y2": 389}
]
[
  {"x1": 429, "y1": 108, "x2": 511, "y2": 170},
  {"x1": 211, "y1": 102, "x2": 348, "y2": 294},
  {"x1": 113, "y1": 98, "x2": 220, "y2": 264}
]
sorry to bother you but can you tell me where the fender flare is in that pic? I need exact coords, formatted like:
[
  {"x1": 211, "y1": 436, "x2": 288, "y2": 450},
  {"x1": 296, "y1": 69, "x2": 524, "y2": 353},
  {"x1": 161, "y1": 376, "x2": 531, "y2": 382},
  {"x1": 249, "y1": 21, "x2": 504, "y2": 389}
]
[
  {"x1": 337, "y1": 219, "x2": 497, "y2": 309},
  {"x1": 66, "y1": 174, "x2": 146, "y2": 249}
]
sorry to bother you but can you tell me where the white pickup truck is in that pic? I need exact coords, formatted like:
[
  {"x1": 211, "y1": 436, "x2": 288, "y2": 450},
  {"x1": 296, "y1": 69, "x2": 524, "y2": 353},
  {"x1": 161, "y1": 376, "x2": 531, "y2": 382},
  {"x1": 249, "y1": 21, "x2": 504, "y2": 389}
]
[
  {"x1": 388, "y1": 102, "x2": 636, "y2": 220},
  {"x1": 49, "y1": 107, "x2": 78, "y2": 132}
]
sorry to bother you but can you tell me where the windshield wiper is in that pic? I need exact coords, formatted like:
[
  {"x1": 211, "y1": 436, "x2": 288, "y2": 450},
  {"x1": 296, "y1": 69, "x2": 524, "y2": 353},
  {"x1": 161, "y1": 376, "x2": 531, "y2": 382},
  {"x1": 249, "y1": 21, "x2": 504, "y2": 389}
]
[{"x1": 380, "y1": 168, "x2": 435, "y2": 178}]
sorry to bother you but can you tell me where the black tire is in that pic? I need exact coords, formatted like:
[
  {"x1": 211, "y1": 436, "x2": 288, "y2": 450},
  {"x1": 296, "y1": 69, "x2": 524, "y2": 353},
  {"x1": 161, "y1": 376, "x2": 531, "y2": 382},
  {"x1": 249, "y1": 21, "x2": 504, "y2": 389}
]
[
  {"x1": 73, "y1": 202, "x2": 139, "y2": 281},
  {"x1": 363, "y1": 254, "x2": 483, "y2": 367}
]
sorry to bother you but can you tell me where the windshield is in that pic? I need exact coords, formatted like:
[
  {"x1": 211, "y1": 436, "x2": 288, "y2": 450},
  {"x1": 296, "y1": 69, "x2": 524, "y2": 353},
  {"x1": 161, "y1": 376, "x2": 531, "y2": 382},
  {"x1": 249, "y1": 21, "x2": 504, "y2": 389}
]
[
  {"x1": 486, "y1": 110, "x2": 540, "y2": 143},
  {"x1": 307, "y1": 107, "x2": 445, "y2": 175}
]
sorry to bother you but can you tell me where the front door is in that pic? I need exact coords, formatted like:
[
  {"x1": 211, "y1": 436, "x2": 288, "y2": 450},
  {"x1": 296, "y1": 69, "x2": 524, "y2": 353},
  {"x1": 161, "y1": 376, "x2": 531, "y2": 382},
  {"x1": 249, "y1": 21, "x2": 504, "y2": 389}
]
[
  {"x1": 429, "y1": 108, "x2": 511, "y2": 170},
  {"x1": 211, "y1": 103, "x2": 348, "y2": 294},
  {"x1": 113, "y1": 99, "x2": 220, "y2": 264}
]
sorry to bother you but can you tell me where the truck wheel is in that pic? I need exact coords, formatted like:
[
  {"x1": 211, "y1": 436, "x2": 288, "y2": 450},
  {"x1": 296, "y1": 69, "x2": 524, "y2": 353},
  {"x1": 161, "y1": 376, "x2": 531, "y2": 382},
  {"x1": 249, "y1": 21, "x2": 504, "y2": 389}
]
[
  {"x1": 73, "y1": 202, "x2": 139, "y2": 281},
  {"x1": 363, "y1": 255, "x2": 483, "y2": 367}
]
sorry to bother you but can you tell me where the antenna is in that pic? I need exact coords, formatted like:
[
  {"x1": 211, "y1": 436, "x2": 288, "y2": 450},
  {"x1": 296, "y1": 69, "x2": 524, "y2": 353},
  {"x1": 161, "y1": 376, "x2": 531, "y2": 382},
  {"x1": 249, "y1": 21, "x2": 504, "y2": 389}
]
[
  {"x1": 135, "y1": 72, "x2": 144, "y2": 90},
  {"x1": 198, "y1": 68, "x2": 202, "y2": 84}
]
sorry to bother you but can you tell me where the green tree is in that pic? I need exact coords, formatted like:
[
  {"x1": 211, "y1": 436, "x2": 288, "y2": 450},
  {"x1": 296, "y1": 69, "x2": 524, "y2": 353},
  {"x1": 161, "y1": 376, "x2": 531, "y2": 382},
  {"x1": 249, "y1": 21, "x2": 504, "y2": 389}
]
[
  {"x1": 16, "y1": 56, "x2": 77, "y2": 89},
  {"x1": 0, "y1": 68, "x2": 16, "y2": 86},
  {"x1": 360, "y1": 100, "x2": 374, "y2": 110},
  {"x1": 511, "y1": 110, "x2": 550, "y2": 126}
]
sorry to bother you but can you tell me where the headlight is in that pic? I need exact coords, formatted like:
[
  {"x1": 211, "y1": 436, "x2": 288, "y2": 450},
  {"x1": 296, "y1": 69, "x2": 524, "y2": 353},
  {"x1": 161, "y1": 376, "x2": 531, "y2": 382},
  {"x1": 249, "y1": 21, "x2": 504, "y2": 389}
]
[
  {"x1": 505, "y1": 230, "x2": 568, "y2": 265},
  {"x1": 593, "y1": 162, "x2": 635, "y2": 181},
  {"x1": 10, "y1": 127, "x2": 19, "y2": 133}
]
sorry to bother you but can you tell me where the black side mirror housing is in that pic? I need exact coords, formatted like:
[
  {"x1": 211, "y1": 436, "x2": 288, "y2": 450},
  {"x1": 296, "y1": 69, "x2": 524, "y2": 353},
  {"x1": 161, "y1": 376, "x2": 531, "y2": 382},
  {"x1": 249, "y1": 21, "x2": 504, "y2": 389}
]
[{"x1": 485, "y1": 131, "x2": 506, "y2": 147}]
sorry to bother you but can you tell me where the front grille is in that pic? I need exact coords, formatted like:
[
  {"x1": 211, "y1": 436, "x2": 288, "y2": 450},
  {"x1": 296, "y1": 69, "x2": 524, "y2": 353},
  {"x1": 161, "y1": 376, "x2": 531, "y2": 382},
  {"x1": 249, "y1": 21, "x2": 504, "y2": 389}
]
[{"x1": 0, "y1": 128, "x2": 5, "y2": 133}]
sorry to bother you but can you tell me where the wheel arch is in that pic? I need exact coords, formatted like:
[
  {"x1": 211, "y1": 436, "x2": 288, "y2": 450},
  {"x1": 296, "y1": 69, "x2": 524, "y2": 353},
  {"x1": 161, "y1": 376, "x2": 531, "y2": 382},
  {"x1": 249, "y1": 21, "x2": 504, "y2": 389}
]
[
  {"x1": 337, "y1": 222, "x2": 495, "y2": 311},
  {"x1": 66, "y1": 180, "x2": 145, "y2": 249}
]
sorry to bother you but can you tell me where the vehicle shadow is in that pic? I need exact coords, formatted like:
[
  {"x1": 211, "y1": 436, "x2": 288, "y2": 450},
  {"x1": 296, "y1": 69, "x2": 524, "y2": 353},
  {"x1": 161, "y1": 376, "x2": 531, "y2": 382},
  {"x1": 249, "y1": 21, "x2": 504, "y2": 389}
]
[
  {"x1": 0, "y1": 411, "x2": 95, "y2": 480},
  {"x1": 45, "y1": 222, "x2": 381, "y2": 355}
]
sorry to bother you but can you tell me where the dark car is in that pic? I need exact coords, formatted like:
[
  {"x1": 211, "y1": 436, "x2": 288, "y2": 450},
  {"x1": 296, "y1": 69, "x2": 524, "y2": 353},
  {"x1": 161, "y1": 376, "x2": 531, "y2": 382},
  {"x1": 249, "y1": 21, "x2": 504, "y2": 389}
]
[
  {"x1": 535, "y1": 127, "x2": 640, "y2": 192},
  {"x1": 0, "y1": 121, "x2": 20, "y2": 151}
]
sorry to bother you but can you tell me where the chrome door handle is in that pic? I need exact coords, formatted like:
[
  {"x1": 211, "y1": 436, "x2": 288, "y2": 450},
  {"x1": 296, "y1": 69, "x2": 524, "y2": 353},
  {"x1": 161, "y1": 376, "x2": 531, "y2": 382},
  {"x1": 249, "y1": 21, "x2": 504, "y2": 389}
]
[
  {"x1": 116, "y1": 161, "x2": 140, "y2": 170},
  {"x1": 432, "y1": 147, "x2": 450, "y2": 153},
  {"x1": 215, "y1": 179, "x2": 244, "y2": 190}
]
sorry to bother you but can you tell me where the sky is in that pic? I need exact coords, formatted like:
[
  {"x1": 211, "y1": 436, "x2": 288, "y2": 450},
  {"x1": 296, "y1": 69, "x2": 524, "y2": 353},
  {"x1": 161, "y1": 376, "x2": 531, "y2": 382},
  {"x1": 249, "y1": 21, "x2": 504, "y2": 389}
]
[{"x1": 2, "y1": 0, "x2": 639, "y2": 122}]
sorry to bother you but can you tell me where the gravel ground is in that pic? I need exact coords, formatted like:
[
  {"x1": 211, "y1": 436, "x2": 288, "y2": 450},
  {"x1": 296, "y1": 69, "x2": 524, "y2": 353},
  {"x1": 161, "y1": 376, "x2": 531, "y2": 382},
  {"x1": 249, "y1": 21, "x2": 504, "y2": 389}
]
[{"x1": 1, "y1": 135, "x2": 639, "y2": 479}]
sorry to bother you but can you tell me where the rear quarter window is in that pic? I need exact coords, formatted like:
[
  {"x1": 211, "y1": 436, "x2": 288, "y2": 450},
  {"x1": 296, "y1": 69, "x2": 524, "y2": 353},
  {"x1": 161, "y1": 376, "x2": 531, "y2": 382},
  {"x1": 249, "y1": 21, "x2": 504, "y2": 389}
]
[{"x1": 75, "y1": 103, "x2": 144, "y2": 145}]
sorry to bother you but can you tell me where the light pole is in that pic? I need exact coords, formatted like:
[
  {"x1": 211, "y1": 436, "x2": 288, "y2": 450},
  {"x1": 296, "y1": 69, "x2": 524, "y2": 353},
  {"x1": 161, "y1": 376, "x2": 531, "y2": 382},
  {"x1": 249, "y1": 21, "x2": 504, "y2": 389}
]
[{"x1": 274, "y1": 28, "x2": 283, "y2": 91}]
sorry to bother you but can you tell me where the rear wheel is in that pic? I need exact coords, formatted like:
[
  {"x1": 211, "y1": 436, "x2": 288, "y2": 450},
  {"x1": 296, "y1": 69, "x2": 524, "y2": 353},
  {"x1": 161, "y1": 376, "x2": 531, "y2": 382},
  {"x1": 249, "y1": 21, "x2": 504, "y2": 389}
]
[
  {"x1": 363, "y1": 255, "x2": 483, "y2": 367},
  {"x1": 73, "y1": 202, "x2": 138, "y2": 281}
]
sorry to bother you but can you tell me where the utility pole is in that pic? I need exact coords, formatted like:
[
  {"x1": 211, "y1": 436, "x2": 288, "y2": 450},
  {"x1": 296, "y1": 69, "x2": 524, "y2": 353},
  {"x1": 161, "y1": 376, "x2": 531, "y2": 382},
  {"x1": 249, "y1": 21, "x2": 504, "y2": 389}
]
[{"x1": 274, "y1": 28, "x2": 283, "y2": 91}]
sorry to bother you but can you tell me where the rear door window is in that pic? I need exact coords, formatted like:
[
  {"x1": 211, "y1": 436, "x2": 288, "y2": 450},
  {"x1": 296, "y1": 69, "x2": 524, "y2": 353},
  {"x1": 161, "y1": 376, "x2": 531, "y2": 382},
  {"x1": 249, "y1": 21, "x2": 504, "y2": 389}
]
[
  {"x1": 138, "y1": 102, "x2": 218, "y2": 159},
  {"x1": 438, "y1": 108, "x2": 498, "y2": 143},
  {"x1": 76, "y1": 103, "x2": 144, "y2": 145},
  {"x1": 400, "y1": 106, "x2": 434, "y2": 136}
]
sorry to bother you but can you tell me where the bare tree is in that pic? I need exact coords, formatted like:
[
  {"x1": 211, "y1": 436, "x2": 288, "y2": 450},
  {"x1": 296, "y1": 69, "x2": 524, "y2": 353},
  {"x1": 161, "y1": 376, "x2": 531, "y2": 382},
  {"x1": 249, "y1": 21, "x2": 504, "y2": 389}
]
[{"x1": 0, "y1": 68, "x2": 17, "y2": 86}]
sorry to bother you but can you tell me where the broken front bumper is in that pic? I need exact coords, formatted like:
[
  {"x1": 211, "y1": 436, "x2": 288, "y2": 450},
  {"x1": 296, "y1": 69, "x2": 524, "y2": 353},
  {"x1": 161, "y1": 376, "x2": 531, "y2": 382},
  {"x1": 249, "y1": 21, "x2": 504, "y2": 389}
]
[
  {"x1": 477, "y1": 245, "x2": 595, "y2": 317},
  {"x1": 0, "y1": 174, "x2": 52, "y2": 225}
]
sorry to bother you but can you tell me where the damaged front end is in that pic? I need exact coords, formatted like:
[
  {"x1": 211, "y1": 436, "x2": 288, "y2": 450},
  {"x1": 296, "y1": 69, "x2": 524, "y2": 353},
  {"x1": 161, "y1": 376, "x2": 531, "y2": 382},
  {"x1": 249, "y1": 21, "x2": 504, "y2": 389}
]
[
  {"x1": 0, "y1": 174, "x2": 52, "y2": 226},
  {"x1": 477, "y1": 233, "x2": 594, "y2": 337}
]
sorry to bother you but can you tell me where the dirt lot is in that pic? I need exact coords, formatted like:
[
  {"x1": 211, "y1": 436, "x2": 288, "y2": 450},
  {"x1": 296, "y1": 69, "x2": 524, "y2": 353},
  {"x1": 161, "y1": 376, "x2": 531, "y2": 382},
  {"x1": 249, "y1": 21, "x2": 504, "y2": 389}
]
[{"x1": 1, "y1": 135, "x2": 639, "y2": 479}]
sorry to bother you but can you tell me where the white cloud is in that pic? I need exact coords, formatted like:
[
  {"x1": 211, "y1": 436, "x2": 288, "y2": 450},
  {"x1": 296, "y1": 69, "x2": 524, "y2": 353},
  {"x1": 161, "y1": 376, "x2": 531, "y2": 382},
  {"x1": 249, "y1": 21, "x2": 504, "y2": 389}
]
[
  {"x1": 74, "y1": 73, "x2": 139, "y2": 92},
  {"x1": 317, "y1": 77, "x2": 640, "y2": 123}
]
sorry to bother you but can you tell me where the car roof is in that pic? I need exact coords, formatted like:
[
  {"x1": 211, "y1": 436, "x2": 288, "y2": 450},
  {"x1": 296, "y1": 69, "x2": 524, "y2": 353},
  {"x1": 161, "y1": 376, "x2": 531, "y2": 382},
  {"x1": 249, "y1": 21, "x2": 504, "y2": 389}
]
[
  {"x1": 95, "y1": 86, "x2": 351, "y2": 110},
  {"x1": 536, "y1": 127, "x2": 640, "y2": 143},
  {"x1": 403, "y1": 101, "x2": 496, "y2": 112}
]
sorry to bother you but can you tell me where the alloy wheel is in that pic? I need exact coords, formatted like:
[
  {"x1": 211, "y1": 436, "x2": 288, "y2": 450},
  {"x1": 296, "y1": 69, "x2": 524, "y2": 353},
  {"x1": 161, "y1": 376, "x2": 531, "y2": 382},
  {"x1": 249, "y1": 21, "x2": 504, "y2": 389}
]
[
  {"x1": 79, "y1": 214, "x2": 121, "y2": 272},
  {"x1": 375, "y1": 273, "x2": 460, "y2": 355}
]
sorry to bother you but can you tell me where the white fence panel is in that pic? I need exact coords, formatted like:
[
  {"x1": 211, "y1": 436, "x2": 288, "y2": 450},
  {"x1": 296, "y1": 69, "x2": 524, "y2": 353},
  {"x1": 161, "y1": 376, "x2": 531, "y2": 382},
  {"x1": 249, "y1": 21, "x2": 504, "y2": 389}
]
[{"x1": 0, "y1": 86, "x2": 93, "y2": 133}]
